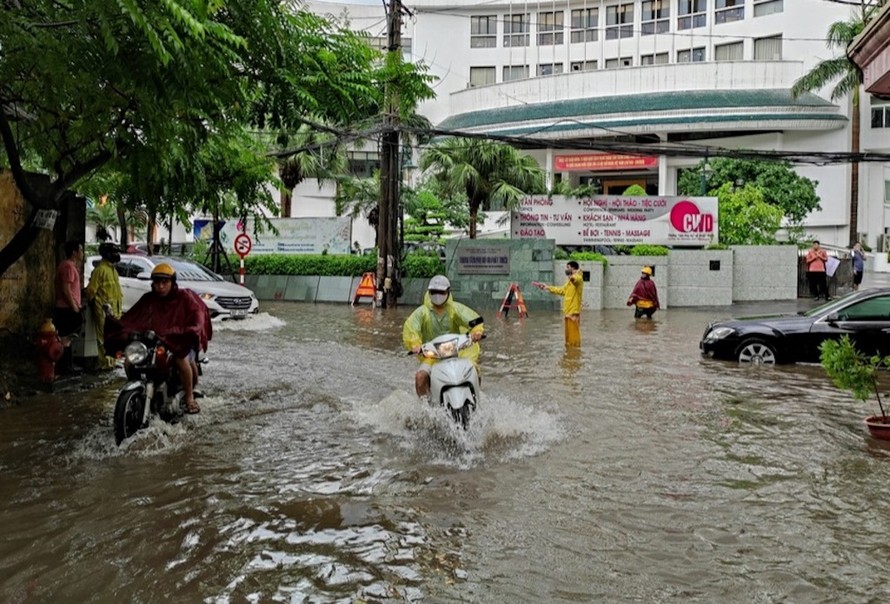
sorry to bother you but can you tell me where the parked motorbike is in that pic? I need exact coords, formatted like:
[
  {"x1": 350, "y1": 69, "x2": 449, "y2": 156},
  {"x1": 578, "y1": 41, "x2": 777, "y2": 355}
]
[
  {"x1": 112, "y1": 330, "x2": 204, "y2": 445},
  {"x1": 417, "y1": 333, "x2": 481, "y2": 429}
]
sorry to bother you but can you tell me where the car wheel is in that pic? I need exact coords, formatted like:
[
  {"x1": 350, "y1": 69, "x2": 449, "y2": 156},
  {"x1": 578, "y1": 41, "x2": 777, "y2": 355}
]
[{"x1": 735, "y1": 338, "x2": 778, "y2": 365}]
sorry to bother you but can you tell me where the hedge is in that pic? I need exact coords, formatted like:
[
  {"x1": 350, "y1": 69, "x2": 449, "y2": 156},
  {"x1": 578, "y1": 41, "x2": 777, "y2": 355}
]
[{"x1": 242, "y1": 253, "x2": 445, "y2": 279}]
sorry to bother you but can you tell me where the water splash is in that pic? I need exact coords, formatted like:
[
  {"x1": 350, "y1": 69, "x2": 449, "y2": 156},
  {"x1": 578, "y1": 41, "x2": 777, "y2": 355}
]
[
  {"x1": 346, "y1": 390, "x2": 565, "y2": 468},
  {"x1": 213, "y1": 313, "x2": 286, "y2": 332}
]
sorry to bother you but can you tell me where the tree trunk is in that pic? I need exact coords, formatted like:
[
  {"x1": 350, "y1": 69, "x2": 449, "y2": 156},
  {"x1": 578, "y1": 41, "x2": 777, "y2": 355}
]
[
  {"x1": 117, "y1": 205, "x2": 128, "y2": 249},
  {"x1": 849, "y1": 88, "x2": 860, "y2": 246},
  {"x1": 280, "y1": 188, "x2": 292, "y2": 218},
  {"x1": 468, "y1": 201, "x2": 479, "y2": 239},
  {"x1": 0, "y1": 205, "x2": 44, "y2": 276}
]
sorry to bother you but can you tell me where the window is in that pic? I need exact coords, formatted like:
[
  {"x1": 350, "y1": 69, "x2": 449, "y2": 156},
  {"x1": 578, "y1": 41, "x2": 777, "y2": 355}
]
[
  {"x1": 570, "y1": 60, "x2": 598, "y2": 71},
  {"x1": 754, "y1": 35, "x2": 782, "y2": 60},
  {"x1": 606, "y1": 4, "x2": 634, "y2": 40},
  {"x1": 469, "y1": 66, "x2": 496, "y2": 87},
  {"x1": 503, "y1": 65, "x2": 530, "y2": 81},
  {"x1": 641, "y1": 52, "x2": 669, "y2": 65},
  {"x1": 872, "y1": 98, "x2": 890, "y2": 128},
  {"x1": 641, "y1": 1, "x2": 670, "y2": 35},
  {"x1": 605, "y1": 57, "x2": 633, "y2": 69},
  {"x1": 715, "y1": 41, "x2": 743, "y2": 61},
  {"x1": 570, "y1": 8, "x2": 598, "y2": 43},
  {"x1": 538, "y1": 11, "x2": 565, "y2": 45},
  {"x1": 677, "y1": 47, "x2": 706, "y2": 63},
  {"x1": 754, "y1": 0, "x2": 784, "y2": 17},
  {"x1": 715, "y1": 0, "x2": 744, "y2": 24},
  {"x1": 348, "y1": 151, "x2": 380, "y2": 178},
  {"x1": 504, "y1": 13, "x2": 530, "y2": 47},
  {"x1": 678, "y1": 0, "x2": 707, "y2": 30},
  {"x1": 885, "y1": 180, "x2": 890, "y2": 202},
  {"x1": 471, "y1": 15, "x2": 497, "y2": 48},
  {"x1": 537, "y1": 63, "x2": 564, "y2": 76},
  {"x1": 367, "y1": 37, "x2": 413, "y2": 58},
  {"x1": 835, "y1": 296, "x2": 890, "y2": 321}
]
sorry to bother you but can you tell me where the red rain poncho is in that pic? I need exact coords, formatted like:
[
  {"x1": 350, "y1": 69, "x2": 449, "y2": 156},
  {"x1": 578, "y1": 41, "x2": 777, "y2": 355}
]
[{"x1": 104, "y1": 284, "x2": 212, "y2": 358}]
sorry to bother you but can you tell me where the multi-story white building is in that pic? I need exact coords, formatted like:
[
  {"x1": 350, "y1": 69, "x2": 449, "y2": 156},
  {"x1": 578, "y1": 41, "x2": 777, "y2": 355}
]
[{"x1": 306, "y1": 0, "x2": 890, "y2": 251}]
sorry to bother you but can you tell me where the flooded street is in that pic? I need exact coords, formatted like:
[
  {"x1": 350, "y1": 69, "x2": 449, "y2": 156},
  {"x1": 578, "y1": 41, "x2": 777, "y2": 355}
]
[{"x1": 2, "y1": 300, "x2": 890, "y2": 602}]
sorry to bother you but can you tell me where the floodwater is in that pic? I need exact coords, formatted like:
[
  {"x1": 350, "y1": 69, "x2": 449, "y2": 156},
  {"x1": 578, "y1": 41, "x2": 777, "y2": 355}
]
[{"x1": 2, "y1": 299, "x2": 890, "y2": 603}]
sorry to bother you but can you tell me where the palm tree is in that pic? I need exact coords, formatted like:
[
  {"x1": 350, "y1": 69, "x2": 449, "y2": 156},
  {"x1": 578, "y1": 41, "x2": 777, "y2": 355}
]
[
  {"x1": 86, "y1": 199, "x2": 119, "y2": 241},
  {"x1": 275, "y1": 122, "x2": 348, "y2": 217},
  {"x1": 792, "y1": 3, "x2": 883, "y2": 245},
  {"x1": 419, "y1": 138, "x2": 545, "y2": 238}
]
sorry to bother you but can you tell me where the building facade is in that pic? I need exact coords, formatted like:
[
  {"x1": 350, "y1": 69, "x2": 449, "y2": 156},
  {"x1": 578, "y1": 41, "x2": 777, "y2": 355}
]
[{"x1": 308, "y1": 0, "x2": 890, "y2": 251}]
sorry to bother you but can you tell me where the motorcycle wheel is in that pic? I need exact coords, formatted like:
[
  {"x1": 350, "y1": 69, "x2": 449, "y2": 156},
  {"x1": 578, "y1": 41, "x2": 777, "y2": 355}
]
[
  {"x1": 114, "y1": 388, "x2": 147, "y2": 446},
  {"x1": 451, "y1": 405, "x2": 471, "y2": 431}
]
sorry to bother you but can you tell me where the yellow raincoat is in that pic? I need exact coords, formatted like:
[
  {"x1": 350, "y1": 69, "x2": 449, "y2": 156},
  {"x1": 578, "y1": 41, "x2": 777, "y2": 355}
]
[
  {"x1": 403, "y1": 291, "x2": 484, "y2": 366},
  {"x1": 546, "y1": 272, "x2": 584, "y2": 316},
  {"x1": 86, "y1": 260, "x2": 123, "y2": 368}
]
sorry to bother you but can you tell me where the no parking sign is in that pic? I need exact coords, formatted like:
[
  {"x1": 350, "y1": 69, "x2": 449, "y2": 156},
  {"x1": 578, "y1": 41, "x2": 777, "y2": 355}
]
[{"x1": 233, "y1": 233, "x2": 252, "y2": 259}]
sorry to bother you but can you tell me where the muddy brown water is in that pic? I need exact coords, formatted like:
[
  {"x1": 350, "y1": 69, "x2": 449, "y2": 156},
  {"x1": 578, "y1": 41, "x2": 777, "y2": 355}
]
[{"x1": 2, "y1": 300, "x2": 890, "y2": 603}]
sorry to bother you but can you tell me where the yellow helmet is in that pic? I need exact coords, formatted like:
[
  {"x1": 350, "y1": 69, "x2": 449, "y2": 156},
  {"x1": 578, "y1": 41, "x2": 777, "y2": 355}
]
[
  {"x1": 151, "y1": 263, "x2": 176, "y2": 279},
  {"x1": 641, "y1": 266, "x2": 653, "y2": 276}
]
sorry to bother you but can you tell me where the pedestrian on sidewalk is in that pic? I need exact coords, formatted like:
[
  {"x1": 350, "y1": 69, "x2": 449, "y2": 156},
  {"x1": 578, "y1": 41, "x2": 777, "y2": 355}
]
[
  {"x1": 53, "y1": 240, "x2": 84, "y2": 373},
  {"x1": 851, "y1": 242, "x2": 866, "y2": 291},
  {"x1": 805, "y1": 240, "x2": 829, "y2": 300}
]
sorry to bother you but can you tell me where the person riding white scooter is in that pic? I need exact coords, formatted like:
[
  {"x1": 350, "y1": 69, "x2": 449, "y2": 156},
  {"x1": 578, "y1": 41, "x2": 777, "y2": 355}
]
[{"x1": 402, "y1": 275, "x2": 484, "y2": 403}]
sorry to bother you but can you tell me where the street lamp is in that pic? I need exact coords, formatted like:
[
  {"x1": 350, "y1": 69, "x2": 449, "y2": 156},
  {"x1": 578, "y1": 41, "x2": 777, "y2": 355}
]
[{"x1": 699, "y1": 158, "x2": 713, "y2": 196}]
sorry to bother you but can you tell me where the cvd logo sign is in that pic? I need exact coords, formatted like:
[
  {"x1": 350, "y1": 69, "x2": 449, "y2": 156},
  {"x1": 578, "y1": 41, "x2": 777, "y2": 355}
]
[{"x1": 670, "y1": 200, "x2": 714, "y2": 233}]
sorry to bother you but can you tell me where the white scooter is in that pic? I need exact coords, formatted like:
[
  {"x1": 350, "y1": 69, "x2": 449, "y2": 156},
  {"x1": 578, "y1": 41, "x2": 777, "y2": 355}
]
[{"x1": 417, "y1": 333, "x2": 481, "y2": 429}]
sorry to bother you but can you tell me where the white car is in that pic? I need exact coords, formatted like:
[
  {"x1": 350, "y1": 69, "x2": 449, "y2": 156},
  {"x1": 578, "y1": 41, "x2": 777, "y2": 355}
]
[{"x1": 85, "y1": 254, "x2": 259, "y2": 319}]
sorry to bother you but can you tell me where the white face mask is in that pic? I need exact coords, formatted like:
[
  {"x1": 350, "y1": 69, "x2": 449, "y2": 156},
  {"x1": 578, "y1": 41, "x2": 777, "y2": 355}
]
[{"x1": 430, "y1": 293, "x2": 448, "y2": 306}]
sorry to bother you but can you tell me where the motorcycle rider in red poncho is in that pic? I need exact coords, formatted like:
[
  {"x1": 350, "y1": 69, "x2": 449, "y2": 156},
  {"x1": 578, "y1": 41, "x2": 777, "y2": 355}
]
[{"x1": 104, "y1": 263, "x2": 212, "y2": 414}]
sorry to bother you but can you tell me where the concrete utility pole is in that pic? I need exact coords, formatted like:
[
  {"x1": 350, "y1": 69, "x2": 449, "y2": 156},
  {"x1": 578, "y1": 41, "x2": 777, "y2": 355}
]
[{"x1": 377, "y1": 0, "x2": 403, "y2": 308}]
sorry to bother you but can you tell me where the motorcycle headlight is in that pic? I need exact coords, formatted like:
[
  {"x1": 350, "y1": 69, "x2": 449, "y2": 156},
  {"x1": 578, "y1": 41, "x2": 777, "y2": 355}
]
[
  {"x1": 124, "y1": 341, "x2": 150, "y2": 365},
  {"x1": 705, "y1": 326, "x2": 735, "y2": 342},
  {"x1": 434, "y1": 338, "x2": 458, "y2": 359}
]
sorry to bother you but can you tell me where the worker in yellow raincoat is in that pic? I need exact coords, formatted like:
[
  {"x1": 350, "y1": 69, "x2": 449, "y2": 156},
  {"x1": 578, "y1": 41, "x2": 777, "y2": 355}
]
[
  {"x1": 86, "y1": 243, "x2": 124, "y2": 369},
  {"x1": 534, "y1": 260, "x2": 584, "y2": 347},
  {"x1": 402, "y1": 275, "x2": 484, "y2": 400}
]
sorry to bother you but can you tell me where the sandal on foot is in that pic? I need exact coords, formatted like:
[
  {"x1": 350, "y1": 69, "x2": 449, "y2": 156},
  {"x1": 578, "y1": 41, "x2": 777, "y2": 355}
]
[{"x1": 185, "y1": 399, "x2": 200, "y2": 414}]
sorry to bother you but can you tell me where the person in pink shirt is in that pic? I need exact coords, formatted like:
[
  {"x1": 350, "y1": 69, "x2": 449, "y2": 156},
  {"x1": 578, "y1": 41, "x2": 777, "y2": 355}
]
[
  {"x1": 805, "y1": 240, "x2": 829, "y2": 301},
  {"x1": 53, "y1": 240, "x2": 85, "y2": 354}
]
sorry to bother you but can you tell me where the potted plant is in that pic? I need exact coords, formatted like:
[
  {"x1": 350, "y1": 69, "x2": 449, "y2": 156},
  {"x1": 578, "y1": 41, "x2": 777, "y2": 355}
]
[{"x1": 820, "y1": 335, "x2": 890, "y2": 440}]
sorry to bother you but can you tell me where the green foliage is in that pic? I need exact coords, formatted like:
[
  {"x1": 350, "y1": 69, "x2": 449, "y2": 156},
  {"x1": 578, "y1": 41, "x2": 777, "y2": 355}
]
[
  {"x1": 550, "y1": 180, "x2": 601, "y2": 197},
  {"x1": 714, "y1": 183, "x2": 784, "y2": 245},
  {"x1": 820, "y1": 335, "x2": 890, "y2": 418},
  {"x1": 568, "y1": 252, "x2": 608, "y2": 265},
  {"x1": 0, "y1": 0, "x2": 436, "y2": 275},
  {"x1": 402, "y1": 254, "x2": 446, "y2": 278},
  {"x1": 622, "y1": 184, "x2": 647, "y2": 196},
  {"x1": 677, "y1": 158, "x2": 820, "y2": 223},
  {"x1": 554, "y1": 247, "x2": 569, "y2": 260},
  {"x1": 705, "y1": 242, "x2": 731, "y2": 250},
  {"x1": 612, "y1": 245, "x2": 632, "y2": 255},
  {"x1": 402, "y1": 180, "x2": 470, "y2": 244},
  {"x1": 242, "y1": 252, "x2": 443, "y2": 278},
  {"x1": 630, "y1": 245, "x2": 669, "y2": 256}
]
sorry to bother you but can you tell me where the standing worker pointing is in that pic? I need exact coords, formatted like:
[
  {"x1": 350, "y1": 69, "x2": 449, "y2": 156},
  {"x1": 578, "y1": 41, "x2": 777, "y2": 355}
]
[{"x1": 533, "y1": 260, "x2": 584, "y2": 347}]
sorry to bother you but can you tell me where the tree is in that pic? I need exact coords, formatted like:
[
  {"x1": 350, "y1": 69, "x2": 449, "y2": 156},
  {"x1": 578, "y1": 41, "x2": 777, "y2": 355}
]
[
  {"x1": 678, "y1": 158, "x2": 821, "y2": 224},
  {"x1": 403, "y1": 180, "x2": 470, "y2": 244},
  {"x1": 419, "y1": 138, "x2": 546, "y2": 238},
  {"x1": 713, "y1": 183, "x2": 784, "y2": 245},
  {"x1": 791, "y1": 3, "x2": 884, "y2": 245},
  {"x1": 0, "y1": 1, "x2": 428, "y2": 276}
]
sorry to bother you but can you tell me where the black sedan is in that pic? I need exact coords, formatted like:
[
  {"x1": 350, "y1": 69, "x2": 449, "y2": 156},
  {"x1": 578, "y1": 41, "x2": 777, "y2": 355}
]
[{"x1": 700, "y1": 288, "x2": 890, "y2": 365}]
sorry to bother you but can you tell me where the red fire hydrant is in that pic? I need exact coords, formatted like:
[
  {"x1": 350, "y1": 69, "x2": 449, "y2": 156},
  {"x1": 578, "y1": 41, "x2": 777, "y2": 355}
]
[{"x1": 34, "y1": 318, "x2": 65, "y2": 383}]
